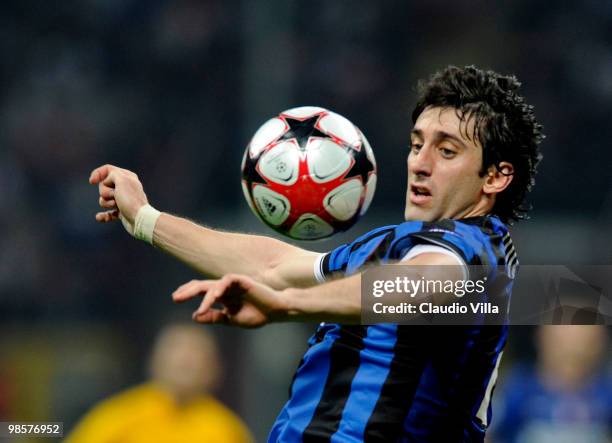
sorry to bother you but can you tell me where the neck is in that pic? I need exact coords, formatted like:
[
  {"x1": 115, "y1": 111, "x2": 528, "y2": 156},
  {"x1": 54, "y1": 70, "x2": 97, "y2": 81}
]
[{"x1": 452, "y1": 195, "x2": 494, "y2": 219}]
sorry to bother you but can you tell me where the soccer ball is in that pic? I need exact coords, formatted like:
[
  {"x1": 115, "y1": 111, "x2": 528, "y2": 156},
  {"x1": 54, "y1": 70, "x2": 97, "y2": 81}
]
[{"x1": 241, "y1": 106, "x2": 377, "y2": 240}]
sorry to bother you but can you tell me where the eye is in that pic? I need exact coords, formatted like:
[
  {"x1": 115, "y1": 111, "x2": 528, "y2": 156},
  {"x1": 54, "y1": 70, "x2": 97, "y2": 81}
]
[
  {"x1": 439, "y1": 147, "x2": 456, "y2": 158},
  {"x1": 410, "y1": 143, "x2": 422, "y2": 154}
]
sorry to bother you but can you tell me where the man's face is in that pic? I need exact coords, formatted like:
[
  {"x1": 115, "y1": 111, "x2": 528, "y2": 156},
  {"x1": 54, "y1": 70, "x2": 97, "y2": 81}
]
[{"x1": 405, "y1": 106, "x2": 488, "y2": 221}]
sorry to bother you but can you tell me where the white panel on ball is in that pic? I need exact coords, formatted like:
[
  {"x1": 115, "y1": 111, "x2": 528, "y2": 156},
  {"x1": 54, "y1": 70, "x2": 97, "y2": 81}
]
[
  {"x1": 307, "y1": 139, "x2": 352, "y2": 183},
  {"x1": 289, "y1": 214, "x2": 334, "y2": 240},
  {"x1": 323, "y1": 178, "x2": 363, "y2": 221},
  {"x1": 318, "y1": 112, "x2": 360, "y2": 146},
  {"x1": 252, "y1": 185, "x2": 290, "y2": 226},
  {"x1": 258, "y1": 141, "x2": 300, "y2": 185},
  {"x1": 359, "y1": 174, "x2": 377, "y2": 216},
  {"x1": 281, "y1": 106, "x2": 326, "y2": 119},
  {"x1": 249, "y1": 118, "x2": 287, "y2": 158}
]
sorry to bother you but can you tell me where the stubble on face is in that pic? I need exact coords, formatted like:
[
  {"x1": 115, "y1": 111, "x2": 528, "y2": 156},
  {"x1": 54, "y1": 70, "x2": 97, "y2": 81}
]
[{"x1": 404, "y1": 107, "x2": 487, "y2": 222}]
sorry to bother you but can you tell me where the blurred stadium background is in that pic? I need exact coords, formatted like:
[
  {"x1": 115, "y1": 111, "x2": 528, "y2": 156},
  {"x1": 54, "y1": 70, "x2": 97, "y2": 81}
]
[{"x1": 0, "y1": 0, "x2": 610, "y2": 441}]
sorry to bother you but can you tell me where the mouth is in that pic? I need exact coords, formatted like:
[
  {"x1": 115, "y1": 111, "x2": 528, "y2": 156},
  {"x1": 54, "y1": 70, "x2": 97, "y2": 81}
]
[{"x1": 409, "y1": 184, "x2": 432, "y2": 205}]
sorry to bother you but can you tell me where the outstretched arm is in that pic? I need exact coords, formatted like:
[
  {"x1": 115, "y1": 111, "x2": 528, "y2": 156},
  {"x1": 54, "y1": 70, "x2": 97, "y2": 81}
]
[
  {"x1": 172, "y1": 252, "x2": 462, "y2": 327},
  {"x1": 89, "y1": 164, "x2": 320, "y2": 289},
  {"x1": 172, "y1": 272, "x2": 362, "y2": 327},
  {"x1": 153, "y1": 214, "x2": 320, "y2": 289}
]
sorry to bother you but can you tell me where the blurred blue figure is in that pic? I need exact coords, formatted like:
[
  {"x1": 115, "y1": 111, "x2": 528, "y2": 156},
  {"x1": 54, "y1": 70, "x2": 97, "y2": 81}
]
[{"x1": 491, "y1": 326, "x2": 611, "y2": 443}]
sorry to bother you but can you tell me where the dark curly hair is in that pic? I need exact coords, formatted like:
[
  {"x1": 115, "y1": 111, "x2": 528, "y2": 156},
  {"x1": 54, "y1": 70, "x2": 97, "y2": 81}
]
[{"x1": 411, "y1": 65, "x2": 544, "y2": 223}]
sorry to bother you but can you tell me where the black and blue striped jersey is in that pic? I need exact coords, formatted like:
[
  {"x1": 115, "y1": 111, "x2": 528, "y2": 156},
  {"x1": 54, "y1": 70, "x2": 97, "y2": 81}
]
[{"x1": 268, "y1": 215, "x2": 517, "y2": 443}]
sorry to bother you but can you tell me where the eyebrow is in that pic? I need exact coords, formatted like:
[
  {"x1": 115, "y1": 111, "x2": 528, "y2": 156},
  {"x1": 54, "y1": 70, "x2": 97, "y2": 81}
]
[{"x1": 410, "y1": 129, "x2": 470, "y2": 150}]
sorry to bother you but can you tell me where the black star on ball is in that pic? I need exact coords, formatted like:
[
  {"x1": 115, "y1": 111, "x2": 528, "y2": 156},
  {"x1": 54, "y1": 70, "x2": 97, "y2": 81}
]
[
  {"x1": 242, "y1": 150, "x2": 267, "y2": 185},
  {"x1": 278, "y1": 114, "x2": 328, "y2": 150},
  {"x1": 346, "y1": 150, "x2": 375, "y2": 184}
]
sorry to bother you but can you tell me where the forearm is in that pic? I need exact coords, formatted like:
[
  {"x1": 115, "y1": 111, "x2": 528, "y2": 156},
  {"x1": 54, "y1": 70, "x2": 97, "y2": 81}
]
[
  {"x1": 274, "y1": 253, "x2": 465, "y2": 324},
  {"x1": 89, "y1": 164, "x2": 319, "y2": 289},
  {"x1": 281, "y1": 274, "x2": 362, "y2": 324},
  {"x1": 152, "y1": 213, "x2": 315, "y2": 289}
]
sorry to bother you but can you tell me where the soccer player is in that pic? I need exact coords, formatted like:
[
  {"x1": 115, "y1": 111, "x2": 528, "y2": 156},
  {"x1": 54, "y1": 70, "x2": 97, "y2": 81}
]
[{"x1": 90, "y1": 65, "x2": 543, "y2": 442}]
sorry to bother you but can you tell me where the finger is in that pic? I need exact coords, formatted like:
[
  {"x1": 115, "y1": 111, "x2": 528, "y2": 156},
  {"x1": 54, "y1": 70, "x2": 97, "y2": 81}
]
[
  {"x1": 172, "y1": 280, "x2": 213, "y2": 303},
  {"x1": 194, "y1": 277, "x2": 236, "y2": 316},
  {"x1": 224, "y1": 273, "x2": 254, "y2": 292},
  {"x1": 99, "y1": 197, "x2": 117, "y2": 209},
  {"x1": 98, "y1": 183, "x2": 114, "y2": 199},
  {"x1": 102, "y1": 171, "x2": 117, "y2": 188},
  {"x1": 172, "y1": 280, "x2": 208, "y2": 301},
  {"x1": 95, "y1": 210, "x2": 120, "y2": 223},
  {"x1": 89, "y1": 164, "x2": 115, "y2": 185},
  {"x1": 193, "y1": 287, "x2": 218, "y2": 316},
  {"x1": 173, "y1": 279, "x2": 205, "y2": 295},
  {"x1": 193, "y1": 309, "x2": 229, "y2": 325}
]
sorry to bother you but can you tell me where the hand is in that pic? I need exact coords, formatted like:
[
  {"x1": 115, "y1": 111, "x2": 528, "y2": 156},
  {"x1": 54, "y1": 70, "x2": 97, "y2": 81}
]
[
  {"x1": 172, "y1": 274, "x2": 290, "y2": 328},
  {"x1": 89, "y1": 164, "x2": 149, "y2": 228}
]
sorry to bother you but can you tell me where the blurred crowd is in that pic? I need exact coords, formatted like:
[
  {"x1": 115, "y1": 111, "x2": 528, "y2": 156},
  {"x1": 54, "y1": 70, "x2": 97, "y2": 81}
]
[
  {"x1": 0, "y1": 1, "x2": 610, "y2": 441},
  {"x1": 490, "y1": 326, "x2": 611, "y2": 443}
]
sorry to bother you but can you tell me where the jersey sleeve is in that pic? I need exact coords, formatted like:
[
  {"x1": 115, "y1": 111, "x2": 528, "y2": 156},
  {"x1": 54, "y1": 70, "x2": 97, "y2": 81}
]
[
  {"x1": 400, "y1": 244, "x2": 466, "y2": 266},
  {"x1": 408, "y1": 222, "x2": 479, "y2": 266},
  {"x1": 408, "y1": 219, "x2": 500, "y2": 283},
  {"x1": 315, "y1": 225, "x2": 397, "y2": 282},
  {"x1": 400, "y1": 244, "x2": 468, "y2": 279}
]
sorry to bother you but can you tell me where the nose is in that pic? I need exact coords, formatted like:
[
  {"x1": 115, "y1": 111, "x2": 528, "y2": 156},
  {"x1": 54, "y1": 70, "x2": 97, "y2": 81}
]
[{"x1": 408, "y1": 145, "x2": 433, "y2": 178}]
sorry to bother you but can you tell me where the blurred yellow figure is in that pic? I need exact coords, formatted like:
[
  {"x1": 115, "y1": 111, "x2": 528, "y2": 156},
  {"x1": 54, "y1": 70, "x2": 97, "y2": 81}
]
[{"x1": 66, "y1": 323, "x2": 253, "y2": 443}]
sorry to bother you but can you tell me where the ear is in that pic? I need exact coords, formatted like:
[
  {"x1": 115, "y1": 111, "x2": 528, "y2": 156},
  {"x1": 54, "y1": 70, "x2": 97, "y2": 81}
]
[{"x1": 483, "y1": 161, "x2": 514, "y2": 196}]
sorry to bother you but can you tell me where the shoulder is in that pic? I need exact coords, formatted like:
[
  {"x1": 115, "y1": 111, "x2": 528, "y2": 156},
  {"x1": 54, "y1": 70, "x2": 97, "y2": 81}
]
[
  {"x1": 82, "y1": 384, "x2": 168, "y2": 419},
  {"x1": 399, "y1": 216, "x2": 501, "y2": 244},
  {"x1": 64, "y1": 384, "x2": 165, "y2": 442},
  {"x1": 399, "y1": 216, "x2": 508, "y2": 265},
  {"x1": 192, "y1": 396, "x2": 254, "y2": 442},
  {"x1": 319, "y1": 224, "x2": 399, "y2": 277},
  {"x1": 319, "y1": 217, "x2": 508, "y2": 277}
]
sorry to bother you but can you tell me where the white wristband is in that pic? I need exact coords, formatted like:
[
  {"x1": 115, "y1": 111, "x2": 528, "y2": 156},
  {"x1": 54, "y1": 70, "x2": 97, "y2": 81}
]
[{"x1": 133, "y1": 204, "x2": 161, "y2": 244}]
